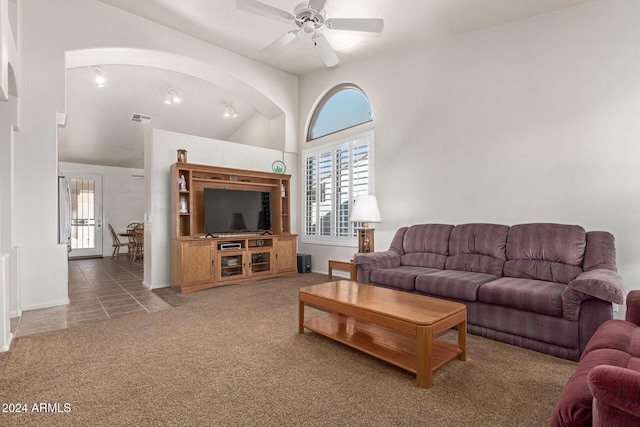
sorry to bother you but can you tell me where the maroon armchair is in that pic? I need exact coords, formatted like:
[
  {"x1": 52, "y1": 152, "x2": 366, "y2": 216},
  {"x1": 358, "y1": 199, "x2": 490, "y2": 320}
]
[{"x1": 551, "y1": 290, "x2": 640, "y2": 426}]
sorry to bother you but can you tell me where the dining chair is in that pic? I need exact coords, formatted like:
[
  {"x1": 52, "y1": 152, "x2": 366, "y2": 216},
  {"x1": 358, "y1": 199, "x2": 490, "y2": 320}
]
[
  {"x1": 108, "y1": 224, "x2": 126, "y2": 259},
  {"x1": 130, "y1": 224, "x2": 144, "y2": 261}
]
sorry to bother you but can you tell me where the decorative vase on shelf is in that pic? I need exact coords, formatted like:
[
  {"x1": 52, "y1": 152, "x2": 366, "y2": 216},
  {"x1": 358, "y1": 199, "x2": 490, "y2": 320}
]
[{"x1": 177, "y1": 149, "x2": 187, "y2": 163}]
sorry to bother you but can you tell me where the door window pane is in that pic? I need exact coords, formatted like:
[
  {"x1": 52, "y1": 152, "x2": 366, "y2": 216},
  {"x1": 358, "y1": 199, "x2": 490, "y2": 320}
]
[{"x1": 70, "y1": 178, "x2": 96, "y2": 250}]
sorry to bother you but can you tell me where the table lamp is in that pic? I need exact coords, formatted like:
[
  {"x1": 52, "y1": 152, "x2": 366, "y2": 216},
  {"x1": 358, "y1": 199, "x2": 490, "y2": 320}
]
[{"x1": 349, "y1": 195, "x2": 381, "y2": 253}]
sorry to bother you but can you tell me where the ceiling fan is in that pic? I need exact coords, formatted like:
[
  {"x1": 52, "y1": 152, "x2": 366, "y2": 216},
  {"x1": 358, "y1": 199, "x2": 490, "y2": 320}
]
[{"x1": 237, "y1": 0, "x2": 384, "y2": 68}]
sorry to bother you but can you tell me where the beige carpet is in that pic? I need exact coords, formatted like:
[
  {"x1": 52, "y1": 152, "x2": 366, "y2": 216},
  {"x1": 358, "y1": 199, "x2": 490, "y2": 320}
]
[{"x1": 0, "y1": 273, "x2": 576, "y2": 426}]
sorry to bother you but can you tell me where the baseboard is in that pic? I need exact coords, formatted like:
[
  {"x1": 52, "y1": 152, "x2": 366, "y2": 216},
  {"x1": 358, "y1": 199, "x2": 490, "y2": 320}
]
[
  {"x1": 21, "y1": 297, "x2": 70, "y2": 312},
  {"x1": 1, "y1": 332, "x2": 13, "y2": 352},
  {"x1": 143, "y1": 281, "x2": 171, "y2": 290}
]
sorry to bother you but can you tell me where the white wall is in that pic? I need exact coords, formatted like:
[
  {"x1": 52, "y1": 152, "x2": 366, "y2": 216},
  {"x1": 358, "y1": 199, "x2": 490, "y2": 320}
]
[
  {"x1": 0, "y1": 92, "x2": 17, "y2": 351},
  {"x1": 1, "y1": 0, "x2": 19, "y2": 336},
  {"x1": 15, "y1": 0, "x2": 298, "y2": 311},
  {"x1": 144, "y1": 129, "x2": 289, "y2": 289},
  {"x1": 298, "y1": 0, "x2": 640, "y2": 290},
  {"x1": 59, "y1": 162, "x2": 145, "y2": 257},
  {"x1": 0, "y1": 94, "x2": 19, "y2": 319}
]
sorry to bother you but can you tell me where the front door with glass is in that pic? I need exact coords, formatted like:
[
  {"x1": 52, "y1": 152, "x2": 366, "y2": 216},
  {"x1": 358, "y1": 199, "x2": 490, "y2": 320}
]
[{"x1": 65, "y1": 173, "x2": 104, "y2": 258}]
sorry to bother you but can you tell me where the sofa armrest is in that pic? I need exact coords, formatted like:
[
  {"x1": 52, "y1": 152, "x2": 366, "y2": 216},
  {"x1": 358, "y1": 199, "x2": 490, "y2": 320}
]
[
  {"x1": 568, "y1": 269, "x2": 626, "y2": 305},
  {"x1": 353, "y1": 251, "x2": 401, "y2": 284},
  {"x1": 562, "y1": 270, "x2": 625, "y2": 321},
  {"x1": 625, "y1": 290, "x2": 640, "y2": 325},
  {"x1": 588, "y1": 365, "x2": 640, "y2": 425}
]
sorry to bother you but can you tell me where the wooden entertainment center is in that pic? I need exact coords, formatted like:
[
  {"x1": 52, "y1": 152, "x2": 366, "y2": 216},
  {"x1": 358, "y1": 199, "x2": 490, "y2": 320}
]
[{"x1": 170, "y1": 162, "x2": 297, "y2": 293}]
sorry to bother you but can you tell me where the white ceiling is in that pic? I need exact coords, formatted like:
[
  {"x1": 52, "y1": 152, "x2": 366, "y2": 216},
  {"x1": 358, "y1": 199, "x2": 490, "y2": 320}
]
[{"x1": 58, "y1": 0, "x2": 595, "y2": 169}]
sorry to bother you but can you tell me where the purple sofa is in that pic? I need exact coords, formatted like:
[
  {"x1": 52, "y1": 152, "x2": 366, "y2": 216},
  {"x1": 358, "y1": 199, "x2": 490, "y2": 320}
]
[
  {"x1": 550, "y1": 290, "x2": 640, "y2": 426},
  {"x1": 354, "y1": 223, "x2": 626, "y2": 361}
]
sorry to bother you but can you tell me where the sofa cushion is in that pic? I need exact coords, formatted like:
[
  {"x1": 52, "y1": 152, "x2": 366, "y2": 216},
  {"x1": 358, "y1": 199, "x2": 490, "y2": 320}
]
[
  {"x1": 401, "y1": 253, "x2": 447, "y2": 269},
  {"x1": 477, "y1": 277, "x2": 565, "y2": 317},
  {"x1": 583, "y1": 319, "x2": 640, "y2": 358},
  {"x1": 504, "y1": 223, "x2": 586, "y2": 283},
  {"x1": 415, "y1": 270, "x2": 497, "y2": 302},
  {"x1": 445, "y1": 223, "x2": 508, "y2": 276},
  {"x1": 400, "y1": 224, "x2": 453, "y2": 269},
  {"x1": 551, "y1": 349, "x2": 640, "y2": 427},
  {"x1": 446, "y1": 254, "x2": 504, "y2": 276},
  {"x1": 503, "y1": 260, "x2": 583, "y2": 284},
  {"x1": 370, "y1": 266, "x2": 440, "y2": 291}
]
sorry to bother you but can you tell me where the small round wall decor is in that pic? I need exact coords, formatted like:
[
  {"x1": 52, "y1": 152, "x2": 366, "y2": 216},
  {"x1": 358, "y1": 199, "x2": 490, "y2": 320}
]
[{"x1": 272, "y1": 160, "x2": 286, "y2": 174}]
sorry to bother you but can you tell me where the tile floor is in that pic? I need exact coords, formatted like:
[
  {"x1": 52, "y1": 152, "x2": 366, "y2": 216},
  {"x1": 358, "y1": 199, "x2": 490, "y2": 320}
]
[{"x1": 10, "y1": 256, "x2": 173, "y2": 338}]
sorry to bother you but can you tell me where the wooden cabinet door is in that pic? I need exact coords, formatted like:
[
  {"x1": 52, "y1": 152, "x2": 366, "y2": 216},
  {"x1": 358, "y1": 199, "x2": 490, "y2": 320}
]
[
  {"x1": 248, "y1": 249, "x2": 273, "y2": 278},
  {"x1": 181, "y1": 241, "x2": 214, "y2": 286},
  {"x1": 217, "y1": 251, "x2": 247, "y2": 282},
  {"x1": 274, "y1": 237, "x2": 296, "y2": 273}
]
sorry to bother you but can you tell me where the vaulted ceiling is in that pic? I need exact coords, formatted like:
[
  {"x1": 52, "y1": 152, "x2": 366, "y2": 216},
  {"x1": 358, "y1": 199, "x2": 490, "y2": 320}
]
[{"x1": 58, "y1": 0, "x2": 595, "y2": 168}]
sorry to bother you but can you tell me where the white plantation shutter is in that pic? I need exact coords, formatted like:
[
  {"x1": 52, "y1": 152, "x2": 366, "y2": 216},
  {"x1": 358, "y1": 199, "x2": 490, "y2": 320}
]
[{"x1": 302, "y1": 130, "x2": 374, "y2": 245}]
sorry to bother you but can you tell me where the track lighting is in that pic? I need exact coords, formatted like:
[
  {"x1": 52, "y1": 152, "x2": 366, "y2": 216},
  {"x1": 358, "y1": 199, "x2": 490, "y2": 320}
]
[
  {"x1": 224, "y1": 104, "x2": 238, "y2": 118},
  {"x1": 164, "y1": 88, "x2": 181, "y2": 104},
  {"x1": 93, "y1": 67, "x2": 105, "y2": 88}
]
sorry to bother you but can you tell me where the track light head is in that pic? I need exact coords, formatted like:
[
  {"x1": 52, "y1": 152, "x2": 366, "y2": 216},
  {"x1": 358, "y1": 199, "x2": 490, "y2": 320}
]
[
  {"x1": 224, "y1": 104, "x2": 238, "y2": 118},
  {"x1": 93, "y1": 67, "x2": 105, "y2": 88},
  {"x1": 165, "y1": 88, "x2": 180, "y2": 104}
]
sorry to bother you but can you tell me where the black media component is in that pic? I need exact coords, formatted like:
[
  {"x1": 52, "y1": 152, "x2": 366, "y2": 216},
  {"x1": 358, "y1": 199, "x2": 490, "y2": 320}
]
[{"x1": 297, "y1": 254, "x2": 311, "y2": 274}]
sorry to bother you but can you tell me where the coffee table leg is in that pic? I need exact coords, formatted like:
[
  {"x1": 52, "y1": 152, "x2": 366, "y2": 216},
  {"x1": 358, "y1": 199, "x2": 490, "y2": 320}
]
[
  {"x1": 416, "y1": 325, "x2": 433, "y2": 388},
  {"x1": 298, "y1": 300, "x2": 305, "y2": 334},
  {"x1": 458, "y1": 319, "x2": 467, "y2": 361}
]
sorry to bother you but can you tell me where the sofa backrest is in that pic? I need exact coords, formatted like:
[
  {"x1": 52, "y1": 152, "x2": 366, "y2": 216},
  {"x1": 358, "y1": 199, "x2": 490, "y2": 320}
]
[
  {"x1": 583, "y1": 231, "x2": 617, "y2": 272},
  {"x1": 504, "y1": 223, "x2": 586, "y2": 283},
  {"x1": 401, "y1": 224, "x2": 453, "y2": 269},
  {"x1": 445, "y1": 223, "x2": 509, "y2": 276}
]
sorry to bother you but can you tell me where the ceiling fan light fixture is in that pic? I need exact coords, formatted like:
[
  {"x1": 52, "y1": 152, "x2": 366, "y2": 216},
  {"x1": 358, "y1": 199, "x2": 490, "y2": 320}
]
[
  {"x1": 302, "y1": 20, "x2": 316, "y2": 34},
  {"x1": 93, "y1": 67, "x2": 105, "y2": 88}
]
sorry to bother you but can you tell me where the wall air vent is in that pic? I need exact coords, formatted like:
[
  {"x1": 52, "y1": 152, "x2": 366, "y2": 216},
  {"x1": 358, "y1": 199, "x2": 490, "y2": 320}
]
[{"x1": 130, "y1": 113, "x2": 153, "y2": 124}]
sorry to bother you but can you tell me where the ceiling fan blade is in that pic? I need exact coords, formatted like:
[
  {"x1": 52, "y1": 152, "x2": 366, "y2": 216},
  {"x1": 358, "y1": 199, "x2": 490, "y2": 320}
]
[
  {"x1": 236, "y1": 0, "x2": 294, "y2": 21},
  {"x1": 308, "y1": 0, "x2": 328, "y2": 12},
  {"x1": 313, "y1": 34, "x2": 339, "y2": 68},
  {"x1": 325, "y1": 18, "x2": 384, "y2": 33},
  {"x1": 261, "y1": 31, "x2": 301, "y2": 57}
]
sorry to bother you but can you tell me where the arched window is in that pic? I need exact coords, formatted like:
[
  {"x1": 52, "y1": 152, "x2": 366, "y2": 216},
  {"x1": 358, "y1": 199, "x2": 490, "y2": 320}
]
[
  {"x1": 307, "y1": 84, "x2": 372, "y2": 141},
  {"x1": 303, "y1": 84, "x2": 375, "y2": 246}
]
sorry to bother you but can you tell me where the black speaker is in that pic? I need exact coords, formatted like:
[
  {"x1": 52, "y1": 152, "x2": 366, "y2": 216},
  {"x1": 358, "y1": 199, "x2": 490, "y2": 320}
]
[{"x1": 297, "y1": 254, "x2": 311, "y2": 274}]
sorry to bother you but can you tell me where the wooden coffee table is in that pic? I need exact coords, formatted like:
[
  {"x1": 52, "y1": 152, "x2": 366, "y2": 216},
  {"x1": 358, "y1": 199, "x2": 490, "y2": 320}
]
[{"x1": 299, "y1": 280, "x2": 467, "y2": 388}]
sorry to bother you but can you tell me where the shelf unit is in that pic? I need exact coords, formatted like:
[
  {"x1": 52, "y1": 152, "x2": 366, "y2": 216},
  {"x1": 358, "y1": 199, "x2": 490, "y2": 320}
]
[{"x1": 170, "y1": 162, "x2": 297, "y2": 293}]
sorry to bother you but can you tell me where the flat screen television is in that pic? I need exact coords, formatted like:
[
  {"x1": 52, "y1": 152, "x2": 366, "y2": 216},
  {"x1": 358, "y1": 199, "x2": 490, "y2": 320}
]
[{"x1": 203, "y1": 188, "x2": 271, "y2": 235}]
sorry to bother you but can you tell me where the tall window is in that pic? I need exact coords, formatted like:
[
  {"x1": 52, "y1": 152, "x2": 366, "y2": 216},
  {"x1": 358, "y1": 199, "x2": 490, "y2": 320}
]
[
  {"x1": 303, "y1": 131, "x2": 374, "y2": 245},
  {"x1": 303, "y1": 84, "x2": 375, "y2": 246}
]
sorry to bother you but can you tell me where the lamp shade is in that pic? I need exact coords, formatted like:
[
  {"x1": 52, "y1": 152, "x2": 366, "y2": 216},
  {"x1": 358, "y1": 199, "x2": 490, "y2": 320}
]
[{"x1": 349, "y1": 195, "x2": 381, "y2": 224}]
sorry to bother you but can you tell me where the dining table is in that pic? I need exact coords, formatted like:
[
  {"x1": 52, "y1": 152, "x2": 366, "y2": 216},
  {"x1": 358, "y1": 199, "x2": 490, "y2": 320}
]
[{"x1": 117, "y1": 223, "x2": 144, "y2": 260}]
